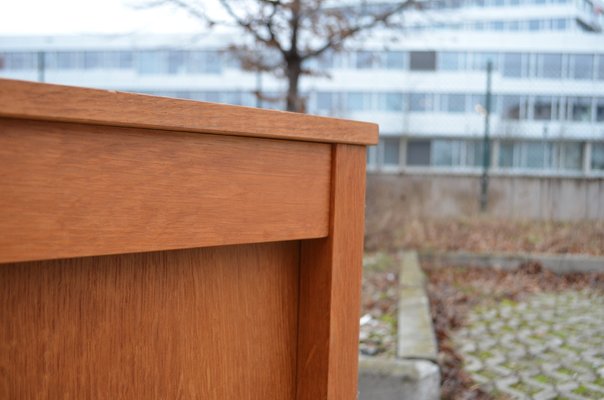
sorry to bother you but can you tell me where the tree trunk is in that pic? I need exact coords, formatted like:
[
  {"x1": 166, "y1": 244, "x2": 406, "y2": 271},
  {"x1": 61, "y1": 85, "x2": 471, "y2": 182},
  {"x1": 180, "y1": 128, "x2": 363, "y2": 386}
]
[{"x1": 286, "y1": 60, "x2": 302, "y2": 112}]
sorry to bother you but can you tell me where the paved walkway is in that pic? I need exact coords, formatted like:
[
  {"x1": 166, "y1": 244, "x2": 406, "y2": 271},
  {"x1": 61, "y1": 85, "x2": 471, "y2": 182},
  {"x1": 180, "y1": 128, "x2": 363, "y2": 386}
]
[{"x1": 454, "y1": 291, "x2": 604, "y2": 400}]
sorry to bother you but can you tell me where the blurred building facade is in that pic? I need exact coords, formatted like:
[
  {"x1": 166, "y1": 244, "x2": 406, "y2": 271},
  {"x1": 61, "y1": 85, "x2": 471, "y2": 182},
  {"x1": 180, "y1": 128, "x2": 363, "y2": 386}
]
[{"x1": 1, "y1": 0, "x2": 603, "y2": 179}]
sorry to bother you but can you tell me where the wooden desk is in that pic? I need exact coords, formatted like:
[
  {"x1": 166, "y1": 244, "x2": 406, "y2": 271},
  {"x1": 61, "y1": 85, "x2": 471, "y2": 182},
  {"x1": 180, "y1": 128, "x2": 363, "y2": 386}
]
[{"x1": 0, "y1": 79, "x2": 377, "y2": 399}]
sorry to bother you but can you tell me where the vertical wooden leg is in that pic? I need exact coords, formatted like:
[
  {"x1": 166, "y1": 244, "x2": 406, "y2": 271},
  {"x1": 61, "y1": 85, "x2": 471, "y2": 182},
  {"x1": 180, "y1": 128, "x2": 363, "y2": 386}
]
[{"x1": 296, "y1": 144, "x2": 367, "y2": 400}]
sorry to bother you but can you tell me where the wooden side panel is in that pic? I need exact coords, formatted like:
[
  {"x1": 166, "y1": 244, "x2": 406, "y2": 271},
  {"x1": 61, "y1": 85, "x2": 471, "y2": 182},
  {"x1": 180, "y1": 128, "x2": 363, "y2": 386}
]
[
  {"x1": 0, "y1": 242, "x2": 299, "y2": 399},
  {"x1": 0, "y1": 117, "x2": 331, "y2": 263},
  {"x1": 0, "y1": 79, "x2": 379, "y2": 145},
  {"x1": 296, "y1": 144, "x2": 367, "y2": 400}
]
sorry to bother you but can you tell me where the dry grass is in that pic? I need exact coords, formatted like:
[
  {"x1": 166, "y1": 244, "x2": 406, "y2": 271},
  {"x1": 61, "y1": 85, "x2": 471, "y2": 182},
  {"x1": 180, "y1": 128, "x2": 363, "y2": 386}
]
[{"x1": 366, "y1": 216, "x2": 604, "y2": 256}]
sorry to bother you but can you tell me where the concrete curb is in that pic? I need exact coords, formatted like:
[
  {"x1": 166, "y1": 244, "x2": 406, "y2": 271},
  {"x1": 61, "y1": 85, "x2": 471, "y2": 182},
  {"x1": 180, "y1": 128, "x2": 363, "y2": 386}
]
[
  {"x1": 358, "y1": 356, "x2": 440, "y2": 400},
  {"x1": 418, "y1": 250, "x2": 604, "y2": 274},
  {"x1": 358, "y1": 251, "x2": 440, "y2": 400},
  {"x1": 397, "y1": 252, "x2": 438, "y2": 362}
]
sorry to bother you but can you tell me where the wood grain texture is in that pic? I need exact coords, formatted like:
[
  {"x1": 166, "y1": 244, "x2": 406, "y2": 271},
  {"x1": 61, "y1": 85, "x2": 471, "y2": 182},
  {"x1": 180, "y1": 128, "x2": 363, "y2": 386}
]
[
  {"x1": 296, "y1": 144, "x2": 367, "y2": 400},
  {"x1": 0, "y1": 78, "x2": 378, "y2": 145},
  {"x1": 0, "y1": 117, "x2": 330, "y2": 263},
  {"x1": 0, "y1": 241, "x2": 299, "y2": 399}
]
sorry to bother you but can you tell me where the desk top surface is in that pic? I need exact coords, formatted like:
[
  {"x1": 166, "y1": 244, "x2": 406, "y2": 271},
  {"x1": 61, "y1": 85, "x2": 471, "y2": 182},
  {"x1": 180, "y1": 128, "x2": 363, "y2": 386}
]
[{"x1": 0, "y1": 78, "x2": 378, "y2": 146}]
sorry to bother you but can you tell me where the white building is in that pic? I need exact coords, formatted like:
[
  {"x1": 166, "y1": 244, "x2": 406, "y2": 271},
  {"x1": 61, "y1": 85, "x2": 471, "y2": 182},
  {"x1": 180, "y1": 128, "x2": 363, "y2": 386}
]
[{"x1": 1, "y1": 0, "x2": 603, "y2": 176}]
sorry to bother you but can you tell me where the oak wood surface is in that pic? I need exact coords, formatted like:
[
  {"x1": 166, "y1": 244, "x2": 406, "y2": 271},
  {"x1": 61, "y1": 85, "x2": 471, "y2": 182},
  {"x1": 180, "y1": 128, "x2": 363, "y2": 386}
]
[
  {"x1": 296, "y1": 144, "x2": 367, "y2": 400},
  {"x1": 0, "y1": 78, "x2": 378, "y2": 145},
  {"x1": 0, "y1": 79, "x2": 372, "y2": 399},
  {"x1": 0, "y1": 242, "x2": 299, "y2": 399},
  {"x1": 0, "y1": 117, "x2": 330, "y2": 264}
]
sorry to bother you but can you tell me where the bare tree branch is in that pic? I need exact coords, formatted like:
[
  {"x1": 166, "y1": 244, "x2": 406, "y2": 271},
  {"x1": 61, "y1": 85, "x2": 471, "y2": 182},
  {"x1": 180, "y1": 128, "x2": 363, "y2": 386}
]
[
  {"x1": 217, "y1": 0, "x2": 286, "y2": 54},
  {"x1": 302, "y1": 1, "x2": 416, "y2": 60},
  {"x1": 140, "y1": 0, "x2": 416, "y2": 112}
]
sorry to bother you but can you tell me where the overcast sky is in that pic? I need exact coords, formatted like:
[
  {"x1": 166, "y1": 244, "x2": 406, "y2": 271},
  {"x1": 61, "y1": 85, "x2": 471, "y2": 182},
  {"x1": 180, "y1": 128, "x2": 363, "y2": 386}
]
[{"x1": 0, "y1": 0, "x2": 214, "y2": 35}]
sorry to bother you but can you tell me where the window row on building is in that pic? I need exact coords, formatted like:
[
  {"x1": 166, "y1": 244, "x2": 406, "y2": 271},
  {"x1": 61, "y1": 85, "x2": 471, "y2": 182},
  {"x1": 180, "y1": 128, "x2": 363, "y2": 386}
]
[
  {"x1": 488, "y1": 52, "x2": 603, "y2": 80},
  {"x1": 408, "y1": 17, "x2": 574, "y2": 32},
  {"x1": 313, "y1": 50, "x2": 604, "y2": 80},
  {"x1": 0, "y1": 50, "x2": 227, "y2": 74},
  {"x1": 369, "y1": 138, "x2": 604, "y2": 173},
  {"x1": 420, "y1": 0, "x2": 576, "y2": 10},
  {"x1": 2, "y1": 50, "x2": 604, "y2": 81},
  {"x1": 498, "y1": 95, "x2": 604, "y2": 122},
  {"x1": 346, "y1": 50, "x2": 604, "y2": 80},
  {"x1": 363, "y1": 0, "x2": 579, "y2": 13},
  {"x1": 316, "y1": 91, "x2": 604, "y2": 123}
]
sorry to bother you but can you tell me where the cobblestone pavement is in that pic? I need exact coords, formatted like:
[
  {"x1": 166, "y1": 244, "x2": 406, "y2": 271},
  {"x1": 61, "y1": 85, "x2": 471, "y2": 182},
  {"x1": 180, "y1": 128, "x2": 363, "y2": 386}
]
[{"x1": 454, "y1": 291, "x2": 604, "y2": 400}]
